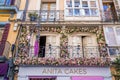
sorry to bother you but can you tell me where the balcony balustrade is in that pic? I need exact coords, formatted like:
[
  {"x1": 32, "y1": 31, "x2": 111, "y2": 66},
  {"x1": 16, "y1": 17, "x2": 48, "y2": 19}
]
[
  {"x1": 23, "y1": 10, "x2": 64, "y2": 22},
  {"x1": 14, "y1": 45, "x2": 111, "y2": 66},
  {"x1": 19, "y1": 10, "x2": 120, "y2": 23},
  {"x1": 0, "y1": 0, "x2": 21, "y2": 12}
]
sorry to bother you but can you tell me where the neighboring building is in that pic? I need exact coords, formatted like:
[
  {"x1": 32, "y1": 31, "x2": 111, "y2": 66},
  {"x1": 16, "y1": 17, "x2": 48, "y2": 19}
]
[
  {"x1": 0, "y1": 0, "x2": 21, "y2": 80},
  {"x1": 13, "y1": 0, "x2": 120, "y2": 80}
]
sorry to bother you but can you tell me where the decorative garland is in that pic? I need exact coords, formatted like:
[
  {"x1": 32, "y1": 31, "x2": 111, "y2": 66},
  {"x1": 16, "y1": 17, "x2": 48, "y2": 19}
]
[{"x1": 15, "y1": 25, "x2": 109, "y2": 66}]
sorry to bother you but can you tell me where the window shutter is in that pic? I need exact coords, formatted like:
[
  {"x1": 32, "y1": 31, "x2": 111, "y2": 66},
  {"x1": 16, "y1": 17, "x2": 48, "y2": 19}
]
[{"x1": 104, "y1": 27, "x2": 117, "y2": 46}]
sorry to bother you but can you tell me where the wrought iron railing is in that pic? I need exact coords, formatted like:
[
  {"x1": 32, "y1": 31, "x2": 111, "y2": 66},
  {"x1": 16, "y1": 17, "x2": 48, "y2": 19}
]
[
  {"x1": 13, "y1": 45, "x2": 112, "y2": 66},
  {"x1": 16, "y1": 46, "x2": 100, "y2": 58},
  {"x1": 108, "y1": 46, "x2": 120, "y2": 57},
  {"x1": 20, "y1": 10, "x2": 120, "y2": 22},
  {"x1": 102, "y1": 10, "x2": 120, "y2": 22},
  {"x1": 24, "y1": 10, "x2": 64, "y2": 22}
]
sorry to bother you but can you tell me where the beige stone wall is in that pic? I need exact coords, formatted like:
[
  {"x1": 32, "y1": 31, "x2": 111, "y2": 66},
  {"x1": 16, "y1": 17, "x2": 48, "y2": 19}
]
[
  {"x1": 19, "y1": 0, "x2": 26, "y2": 10},
  {"x1": 59, "y1": 0, "x2": 64, "y2": 10}
]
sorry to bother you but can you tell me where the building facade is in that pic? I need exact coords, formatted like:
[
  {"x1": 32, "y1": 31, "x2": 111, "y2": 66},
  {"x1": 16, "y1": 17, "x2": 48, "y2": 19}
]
[
  {"x1": 12, "y1": 0, "x2": 120, "y2": 80},
  {"x1": 0, "y1": 0, "x2": 21, "y2": 80}
]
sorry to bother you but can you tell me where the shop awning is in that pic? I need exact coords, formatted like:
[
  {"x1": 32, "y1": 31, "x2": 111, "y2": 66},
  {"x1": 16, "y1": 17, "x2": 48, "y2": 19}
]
[
  {"x1": 72, "y1": 76, "x2": 104, "y2": 80},
  {"x1": 0, "y1": 62, "x2": 8, "y2": 76}
]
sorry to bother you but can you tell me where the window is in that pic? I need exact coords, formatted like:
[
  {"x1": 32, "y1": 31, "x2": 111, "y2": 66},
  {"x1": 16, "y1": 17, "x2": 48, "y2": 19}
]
[
  {"x1": 74, "y1": 0, "x2": 80, "y2": 7},
  {"x1": 91, "y1": 9, "x2": 98, "y2": 16},
  {"x1": 66, "y1": 9, "x2": 73, "y2": 16},
  {"x1": 82, "y1": 1, "x2": 88, "y2": 7},
  {"x1": 65, "y1": 0, "x2": 98, "y2": 16},
  {"x1": 74, "y1": 9, "x2": 80, "y2": 16},
  {"x1": 0, "y1": 0, "x2": 5, "y2": 5},
  {"x1": 5, "y1": 0, "x2": 11, "y2": 5},
  {"x1": 66, "y1": 0, "x2": 72, "y2": 7},
  {"x1": 84, "y1": 9, "x2": 90, "y2": 16},
  {"x1": 90, "y1": 1, "x2": 96, "y2": 7}
]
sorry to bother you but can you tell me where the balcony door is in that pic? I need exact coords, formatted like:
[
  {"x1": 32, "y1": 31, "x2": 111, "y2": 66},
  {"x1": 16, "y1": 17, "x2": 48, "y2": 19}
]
[
  {"x1": 45, "y1": 35, "x2": 60, "y2": 58},
  {"x1": 68, "y1": 36, "x2": 83, "y2": 58},
  {"x1": 41, "y1": 3, "x2": 56, "y2": 21},
  {"x1": 82, "y1": 35, "x2": 98, "y2": 58},
  {"x1": 68, "y1": 34, "x2": 98, "y2": 58}
]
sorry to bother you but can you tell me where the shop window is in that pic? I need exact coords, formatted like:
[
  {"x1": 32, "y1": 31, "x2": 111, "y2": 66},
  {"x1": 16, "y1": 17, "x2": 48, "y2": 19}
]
[{"x1": 29, "y1": 77, "x2": 56, "y2": 80}]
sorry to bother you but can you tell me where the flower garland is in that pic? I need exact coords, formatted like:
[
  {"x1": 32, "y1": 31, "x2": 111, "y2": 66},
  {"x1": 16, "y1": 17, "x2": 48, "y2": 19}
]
[
  {"x1": 15, "y1": 25, "x2": 109, "y2": 66},
  {"x1": 14, "y1": 57, "x2": 110, "y2": 66}
]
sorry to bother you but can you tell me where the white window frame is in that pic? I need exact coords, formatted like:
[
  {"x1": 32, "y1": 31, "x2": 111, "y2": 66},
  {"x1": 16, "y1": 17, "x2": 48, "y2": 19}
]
[
  {"x1": 65, "y1": 0, "x2": 99, "y2": 17},
  {"x1": 104, "y1": 27, "x2": 120, "y2": 57}
]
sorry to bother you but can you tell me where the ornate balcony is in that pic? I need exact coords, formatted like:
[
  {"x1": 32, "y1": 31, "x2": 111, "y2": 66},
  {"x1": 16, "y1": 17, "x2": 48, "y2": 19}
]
[
  {"x1": 14, "y1": 45, "x2": 110, "y2": 67},
  {"x1": 18, "y1": 10, "x2": 120, "y2": 24},
  {"x1": 102, "y1": 10, "x2": 120, "y2": 22},
  {"x1": 0, "y1": 0, "x2": 21, "y2": 12},
  {"x1": 14, "y1": 21, "x2": 111, "y2": 67},
  {"x1": 23, "y1": 10, "x2": 64, "y2": 22}
]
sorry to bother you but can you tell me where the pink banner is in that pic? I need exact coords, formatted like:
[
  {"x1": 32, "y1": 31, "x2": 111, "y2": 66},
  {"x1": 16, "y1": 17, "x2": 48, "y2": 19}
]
[{"x1": 72, "y1": 76, "x2": 104, "y2": 80}]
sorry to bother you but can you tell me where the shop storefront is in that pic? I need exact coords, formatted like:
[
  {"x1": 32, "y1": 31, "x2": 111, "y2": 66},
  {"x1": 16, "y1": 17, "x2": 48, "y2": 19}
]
[{"x1": 18, "y1": 67, "x2": 112, "y2": 80}]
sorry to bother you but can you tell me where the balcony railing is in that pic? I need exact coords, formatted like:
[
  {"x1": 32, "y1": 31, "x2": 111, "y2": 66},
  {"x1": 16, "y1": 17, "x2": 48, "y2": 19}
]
[
  {"x1": 0, "y1": 0, "x2": 21, "y2": 11},
  {"x1": 20, "y1": 10, "x2": 120, "y2": 23},
  {"x1": 102, "y1": 10, "x2": 120, "y2": 22},
  {"x1": 24, "y1": 10, "x2": 64, "y2": 22},
  {"x1": 14, "y1": 46, "x2": 111, "y2": 66}
]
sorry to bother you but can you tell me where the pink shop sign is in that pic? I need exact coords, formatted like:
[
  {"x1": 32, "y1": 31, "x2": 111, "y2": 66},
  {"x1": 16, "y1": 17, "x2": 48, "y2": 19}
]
[{"x1": 72, "y1": 76, "x2": 104, "y2": 80}]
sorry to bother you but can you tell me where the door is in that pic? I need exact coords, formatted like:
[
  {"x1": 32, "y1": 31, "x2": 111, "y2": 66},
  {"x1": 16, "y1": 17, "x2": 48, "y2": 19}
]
[
  {"x1": 45, "y1": 35, "x2": 60, "y2": 58},
  {"x1": 41, "y1": 3, "x2": 56, "y2": 21},
  {"x1": 83, "y1": 35, "x2": 98, "y2": 58},
  {"x1": 39, "y1": 36, "x2": 46, "y2": 57},
  {"x1": 68, "y1": 36, "x2": 83, "y2": 58}
]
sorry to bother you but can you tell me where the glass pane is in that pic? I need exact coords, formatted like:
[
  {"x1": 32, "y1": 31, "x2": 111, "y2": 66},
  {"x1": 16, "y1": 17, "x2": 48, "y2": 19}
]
[
  {"x1": 5, "y1": 0, "x2": 11, "y2": 5},
  {"x1": 82, "y1": 1, "x2": 88, "y2": 7},
  {"x1": 91, "y1": 9, "x2": 98, "y2": 16},
  {"x1": 116, "y1": 28, "x2": 120, "y2": 36},
  {"x1": 50, "y1": 3, "x2": 56, "y2": 10},
  {"x1": 109, "y1": 48, "x2": 119, "y2": 56},
  {"x1": 74, "y1": 0, "x2": 80, "y2": 7},
  {"x1": 0, "y1": 0, "x2": 5, "y2": 5},
  {"x1": 66, "y1": 0, "x2": 72, "y2": 7},
  {"x1": 66, "y1": 9, "x2": 73, "y2": 16},
  {"x1": 41, "y1": 4, "x2": 48, "y2": 10},
  {"x1": 84, "y1": 9, "x2": 90, "y2": 16},
  {"x1": 90, "y1": 1, "x2": 96, "y2": 7},
  {"x1": 74, "y1": 9, "x2": 80, "y2": 16}
]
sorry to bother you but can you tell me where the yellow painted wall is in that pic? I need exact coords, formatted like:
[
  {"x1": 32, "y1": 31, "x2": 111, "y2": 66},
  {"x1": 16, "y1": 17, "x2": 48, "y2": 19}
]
[
  {"x1": 0, "y1": 14, "x2": 19, "y2": 44},
  {"x1": 0, "y1": 14, "x2": 10, "y2": 22}
]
